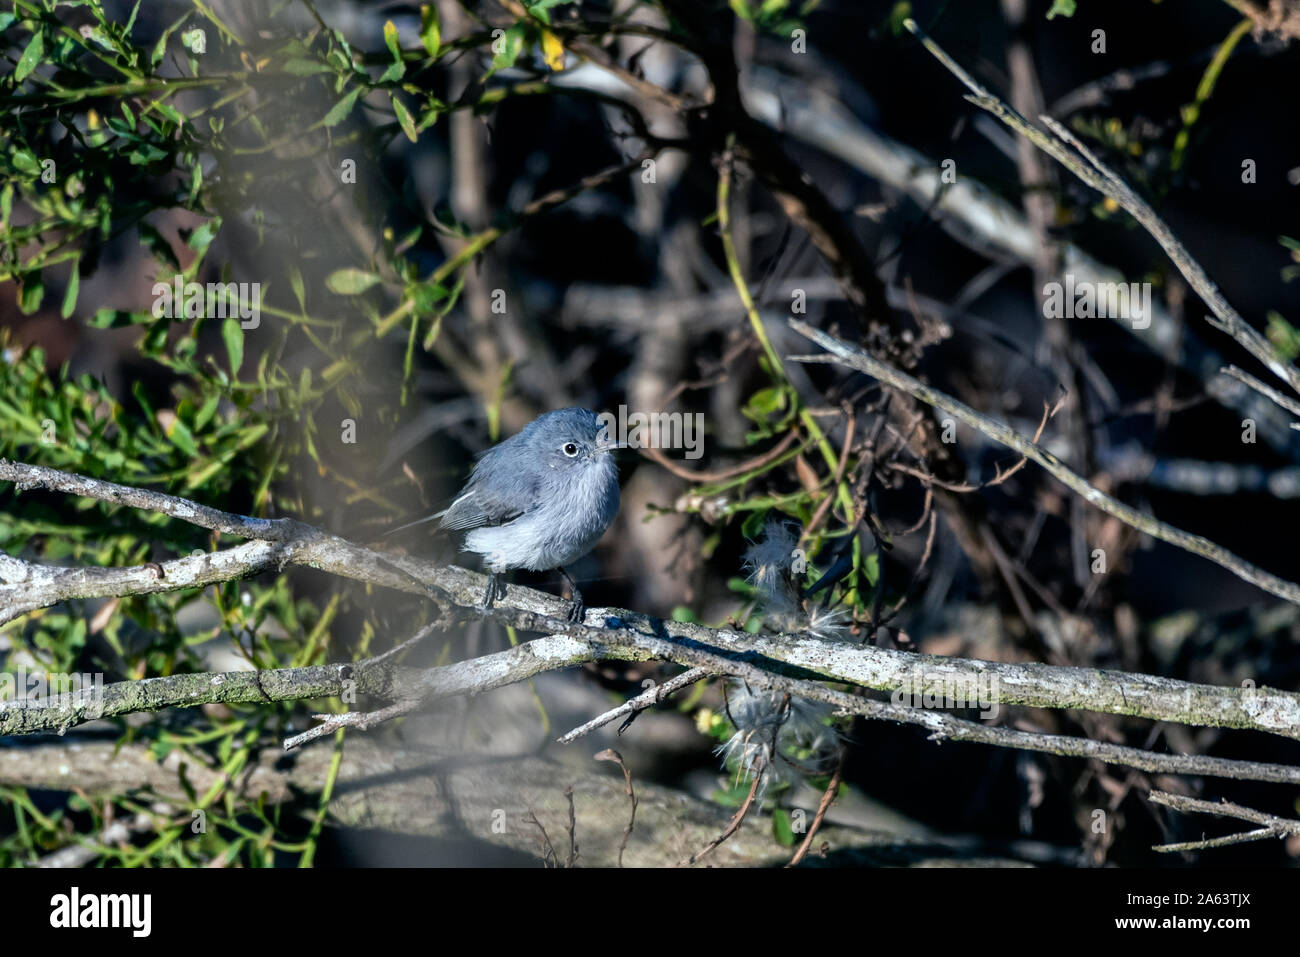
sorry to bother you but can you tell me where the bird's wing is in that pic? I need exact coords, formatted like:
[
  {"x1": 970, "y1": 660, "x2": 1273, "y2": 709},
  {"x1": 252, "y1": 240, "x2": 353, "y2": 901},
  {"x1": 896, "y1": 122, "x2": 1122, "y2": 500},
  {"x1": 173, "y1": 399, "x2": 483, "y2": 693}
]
[
  {"x1": 436, "y1": 432, "x2": 547, "y2": 531},
  {"x1": 437, "y1": 487, "x2": 522, "y2": 530},
  {"x1": 438, "y1": 465, "x2": 541, "y2": 530},
  {"x1": 383, "y1": 493, "x2": 516, "y2": 537}
]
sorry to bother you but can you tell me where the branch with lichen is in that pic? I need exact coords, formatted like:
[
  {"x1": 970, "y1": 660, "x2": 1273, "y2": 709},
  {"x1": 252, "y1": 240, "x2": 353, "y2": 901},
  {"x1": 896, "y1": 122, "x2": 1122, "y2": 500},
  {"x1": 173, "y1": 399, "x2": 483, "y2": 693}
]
[{"x1": 2, "y1": 459, "x2": 1300, "y2": 793}]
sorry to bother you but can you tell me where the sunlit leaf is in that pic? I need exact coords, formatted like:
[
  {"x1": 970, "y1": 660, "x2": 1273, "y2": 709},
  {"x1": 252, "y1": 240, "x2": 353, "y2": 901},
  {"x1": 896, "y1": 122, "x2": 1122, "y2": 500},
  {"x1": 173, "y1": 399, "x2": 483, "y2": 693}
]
[{"x1": 325, "y1": 268, "x2": 382, "y2": 295}]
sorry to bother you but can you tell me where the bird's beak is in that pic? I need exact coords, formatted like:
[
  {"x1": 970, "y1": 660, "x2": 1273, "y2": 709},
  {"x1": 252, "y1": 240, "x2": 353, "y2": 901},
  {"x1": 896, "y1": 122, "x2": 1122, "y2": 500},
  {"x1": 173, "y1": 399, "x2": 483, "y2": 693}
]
[{"x1": 596, "y1": 441, "x2": 628, "y2": 454}]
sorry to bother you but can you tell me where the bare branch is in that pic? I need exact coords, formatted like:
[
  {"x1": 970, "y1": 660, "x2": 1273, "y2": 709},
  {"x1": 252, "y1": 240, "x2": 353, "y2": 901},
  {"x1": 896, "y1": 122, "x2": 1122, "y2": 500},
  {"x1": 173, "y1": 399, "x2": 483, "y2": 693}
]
[
  {"x1": 557, "y1": 666, "x2": 711, "y2": 744},
  {"x1": 787, "y1": 749, "x2": 845, "y2": 867},
  {"x1": 1220, "y1": 364, "x2": 1300, "y2": 420},
  {"x1": 594, "y1": 748, "x2": 638, "y2": 867},
  {"x1": 1149, "y1": 789, "x2": 1300, "y2": 852},
  {"x1": 787, "y1": 320, "x2": 1300, "y2": 610},
  {"x1": 903, "y1": 17, "x2": 1300, "y2": 402},
  {"x1": 679, "y1": 769, "x2": 764, "y2": 866},
  {"x1": 0, "y1": 459, "x2": 312, "y2": 541}
]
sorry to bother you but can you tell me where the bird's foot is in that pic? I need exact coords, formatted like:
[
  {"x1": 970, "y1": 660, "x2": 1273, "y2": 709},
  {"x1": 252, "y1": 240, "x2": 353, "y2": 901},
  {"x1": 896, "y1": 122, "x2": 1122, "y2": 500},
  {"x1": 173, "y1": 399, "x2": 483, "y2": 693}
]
[
  {"x1": 558, "y1": 566, "x2": 585, "y2": 624},
  {"x1": 566, "y1": 594, "x2": 586, "y2": 624},
  {"x1": 478, "y1": 572, "x2": 506, "y2": 615}
]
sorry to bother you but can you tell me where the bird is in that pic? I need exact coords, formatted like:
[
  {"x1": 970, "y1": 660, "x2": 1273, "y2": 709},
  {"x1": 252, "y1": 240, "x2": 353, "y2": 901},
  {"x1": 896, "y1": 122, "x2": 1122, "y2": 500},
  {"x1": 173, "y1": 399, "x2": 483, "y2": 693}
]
[{"x1": 393, "y1": 408, "x2": 622, "y2": 622}]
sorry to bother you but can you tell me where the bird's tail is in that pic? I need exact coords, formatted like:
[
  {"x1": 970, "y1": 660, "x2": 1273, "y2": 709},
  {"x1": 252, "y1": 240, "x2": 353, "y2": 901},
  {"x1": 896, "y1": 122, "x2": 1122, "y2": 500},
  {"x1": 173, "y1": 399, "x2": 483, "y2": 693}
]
[{"x1": 382, "y1": 510, "x2": 447, "y2": 537}]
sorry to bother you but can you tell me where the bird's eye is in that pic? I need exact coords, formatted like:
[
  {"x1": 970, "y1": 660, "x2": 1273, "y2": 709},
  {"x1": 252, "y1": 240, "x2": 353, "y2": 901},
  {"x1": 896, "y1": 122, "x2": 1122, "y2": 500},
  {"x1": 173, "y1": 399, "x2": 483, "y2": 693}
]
[{"x1": 562, "y1": 442, "x2": 579, "y2": 457}]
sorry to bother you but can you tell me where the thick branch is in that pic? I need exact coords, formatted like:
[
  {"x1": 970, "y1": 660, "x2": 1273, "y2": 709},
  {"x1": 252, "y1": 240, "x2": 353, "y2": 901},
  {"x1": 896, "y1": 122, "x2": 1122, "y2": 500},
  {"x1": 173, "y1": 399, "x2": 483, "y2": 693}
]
[
  {"x1": 0, "y1": 736, "x2": 898, "y2": 867},
  {"x1": 3, "y1": 460, "x2": 1299, "y2": 787}
]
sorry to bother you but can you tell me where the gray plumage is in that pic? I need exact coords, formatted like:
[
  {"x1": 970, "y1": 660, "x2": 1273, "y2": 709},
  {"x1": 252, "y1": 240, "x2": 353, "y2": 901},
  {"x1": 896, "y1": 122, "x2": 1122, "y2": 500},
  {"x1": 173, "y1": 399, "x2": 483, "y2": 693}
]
[{"x1": 440, "y1": 408, "x2": 620, "y2": 577}]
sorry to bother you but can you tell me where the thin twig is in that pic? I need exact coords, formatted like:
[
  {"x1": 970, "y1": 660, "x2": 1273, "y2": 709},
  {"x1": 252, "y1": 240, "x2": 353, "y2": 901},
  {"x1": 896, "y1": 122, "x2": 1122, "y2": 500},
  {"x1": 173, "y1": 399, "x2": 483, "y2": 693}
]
[
  {"x1": 788, "y1": 320, "x2": 1300, "y2": 608},
  {"x1": 679, "y1": 770, "x2": 763, "y2": 867},
  {"x1": 563, "y1": 786, "x2": 579, "y2": 868},
  {"x1": 595, "y1": 749, "x2": 638, "y2": 867},
  {"x1": 557, "y1": 667, "x2": 710, "y2": 744},
  {"x1": 803, "y1": 409, "x2": 856, "y2": 539},
  {"x1": 524, "y1": 809, "x2": 559, "y2": 868},
  {"x1": 1220, "y1": 364, "x2": 1300, "y2": 419},
  {"x1": 284, "y1": 698, "x2": 424, "y2": 752},
  {"x1": 1149, "y1": 789, "x2": 1300, "y2": 853},
  {"x1": 903, "y1": 17, "x2": 1300, "y2": 401},
  {"x1": 638, "y1": 432, "x2": 800, "y2": 483},
  {"x1": 787, "y1": 749, "x2": 845, "y2": 867}
]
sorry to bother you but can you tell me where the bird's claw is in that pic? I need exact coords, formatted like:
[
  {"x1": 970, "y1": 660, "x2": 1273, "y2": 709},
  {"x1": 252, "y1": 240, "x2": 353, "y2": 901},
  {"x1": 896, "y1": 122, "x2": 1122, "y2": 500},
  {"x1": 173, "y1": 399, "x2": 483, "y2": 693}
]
[{"x1": 567, "y1": 599, "x2": 586, "y2": 624}]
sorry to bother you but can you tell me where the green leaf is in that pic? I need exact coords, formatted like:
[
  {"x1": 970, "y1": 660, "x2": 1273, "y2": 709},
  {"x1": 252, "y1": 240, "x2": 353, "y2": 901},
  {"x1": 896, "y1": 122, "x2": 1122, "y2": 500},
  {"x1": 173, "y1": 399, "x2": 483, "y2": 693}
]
[
  {"x1": 61, "y1": 258, "x2": 80, "y2": 319},
  {"x1": 137, "y1": 221, "x2": 181, "y2": 271},
  {"x1": 222, "y1": 318, "x2": 244, "y2": 375},
  {"x1": 730, "y1": 0, "x2": 755, "y2": 22},
  {"x1": 1265, "y1": 311, "x2": 1300, "y2": 364},
  {"x1": 408, "y1": 280, "x2": 449, "y2": 316},
  {"x1": 14, "y1": 31, "x2": 44, "y2": 84},
  {"x1": 1046, "y1": 0, "x2": 1076, "y2": 19},
  {"x1": 127, "y1": 143, "x2": 168, "y2": 166},
  {"x1": 90, "y1": 308, "x2": 148, "y2": 328},
  {"x1": 865, "y1": 550, "x2": 880, "y2": 587},
  {"x1": 741, "y1": 508, "x2": 770, "y2": 539},
  {"x1": 194, "y1": 394, "x2": 221, "y2": 431},
  {"x1": 419, "y1": 4, "x2": 441, "y2": 56},
  {"x1": 282, "y1": 58, "x2": 332, "y2": 76},
  {"x1": 182, "y1": 219, "x2": 221, "y2": 259},
  {"x1": 413, "y1": 102, "x2": 441, "y2": 133},
  {"x1": 491, "y1": 23, "x2": 527, "y2": 73},
  {"x1": 322, "y1": 86, "x2": 363, "y2": 127},
  {"x1": 143, "y1": 320, "x2": 170, "y2": 354},
  {"x1": 124, "y1": 0, "x2": 142, "y2": 37},
  {"x1": 755, "y1": 387, "x2": 787, "y2": 414},
  {"x1": 325, "y1": 268, "x2": 382, "y2": 295},
  {"x1": 391, "y1": 94, "x2": 418, "y2": 143},
  {"x1": 17, "y1": 273, "x2": 44, "y2": 313},
  {"x1": 12, "y1": 150, "x2": 40, "y2": 176},
  {"x1": 772, "y1": 808, "x2": 796, "y2": 846},
  {"x1": 525, "y1": 0, "x2": 577, "y2": 25},
  {"x1": 150, "y1": 26, "x2": 170, "y2": 67},
  {"x1": 712, "y1": 783, "x2": 752, "y2": 808},
  {"x1": 164, "y1": 415, "x2": 198, "y2": 456},
  {"x1": 727, "y1": 575, "x2": 759, "y2": 597},
  {"x1": 383, "y1": 19, "x2": 402, "y2": 59},
  {"x1": 289, "y1": 266, "x2": 307, "y2": 312},
  {"x1": 887, "y1": 2, "x2": 913, "y2": 35}
]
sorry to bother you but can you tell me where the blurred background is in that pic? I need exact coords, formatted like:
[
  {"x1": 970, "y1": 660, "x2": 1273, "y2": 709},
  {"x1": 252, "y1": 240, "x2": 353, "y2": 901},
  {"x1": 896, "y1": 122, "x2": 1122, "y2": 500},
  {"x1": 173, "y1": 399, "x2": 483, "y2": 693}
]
[{"x1": 2, "y1": 0, "x2": 1299, "y2": 866}]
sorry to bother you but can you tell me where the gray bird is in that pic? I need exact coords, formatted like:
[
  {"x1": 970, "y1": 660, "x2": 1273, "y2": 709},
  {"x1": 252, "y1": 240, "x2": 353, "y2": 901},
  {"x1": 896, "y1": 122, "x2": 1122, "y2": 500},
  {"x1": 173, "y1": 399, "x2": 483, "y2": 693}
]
[{"x1": 405, "y1": 408, "x2": 621, "y2": 621}]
